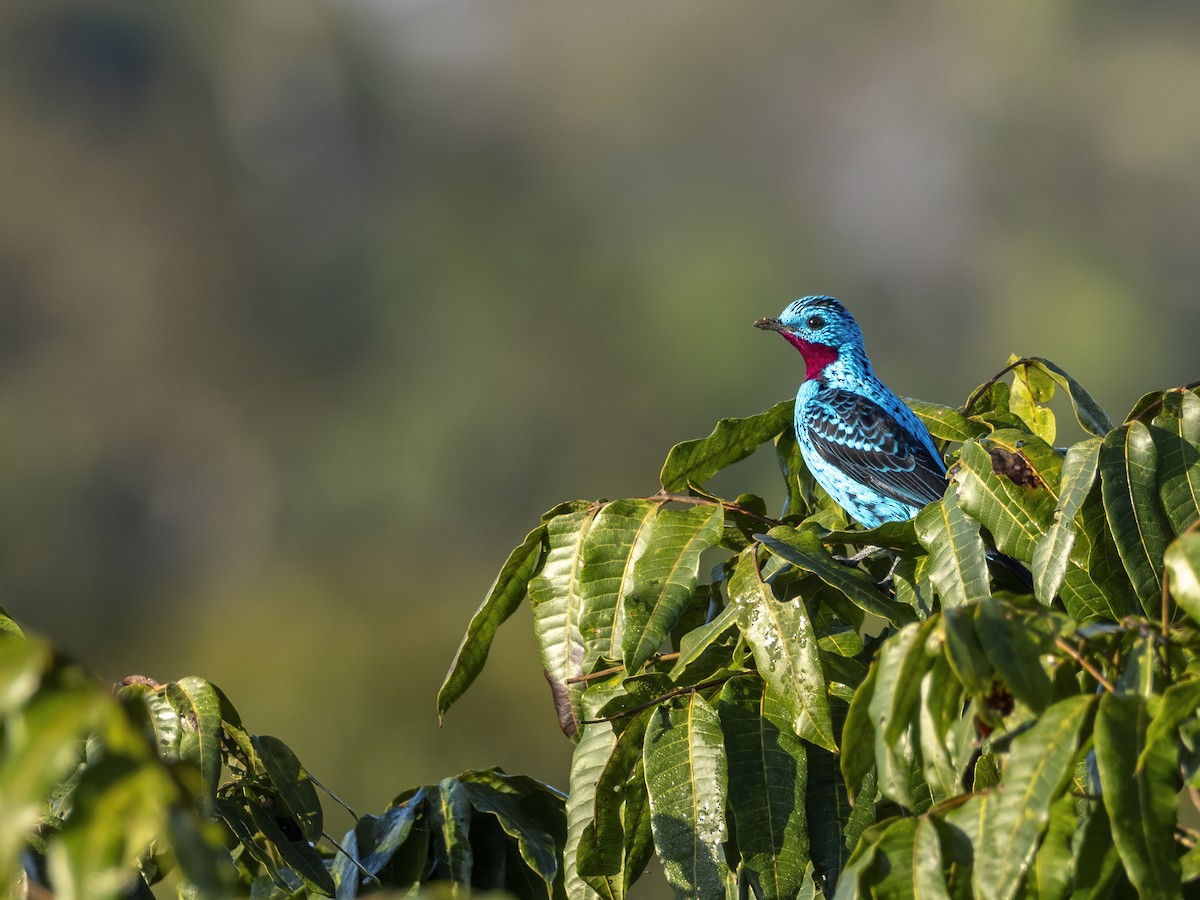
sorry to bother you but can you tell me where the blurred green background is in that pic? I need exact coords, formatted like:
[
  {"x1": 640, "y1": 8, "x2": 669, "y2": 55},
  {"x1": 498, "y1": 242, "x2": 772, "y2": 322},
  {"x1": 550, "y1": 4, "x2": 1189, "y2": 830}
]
[{"x1": 2, "y1": 0, "x2": 1199, "y2": 828}]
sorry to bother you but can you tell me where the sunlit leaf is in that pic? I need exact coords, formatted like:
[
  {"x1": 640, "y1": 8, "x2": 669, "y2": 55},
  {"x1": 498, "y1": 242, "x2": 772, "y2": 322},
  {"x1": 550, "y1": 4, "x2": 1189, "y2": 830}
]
[
  {"x1": 1100, "y1": 423, "x2": 1172, "y2": 616},
  {"x1": 576, "y1": 499, "x2": 662, "y2": 669},
  {"x1": 1025, "y1": 357, "x2": 1114, "y2": 437},
  {"x1": 576, "y1": 708, "x2": 650, "y2": 897},
  {"x1": 906, "y1": 398, "x2": 990, "y2": 443},
  {"x1": 718, "y1": 677, "x2": 809, "y2": 900},
  {"x1": 952, "y1": 431, "x2": 1062, "y2": 565},
  {"x1": 1032, "y1": 437, "x2": 1101, "y2": 605},
  {"x1": 1140, "y1": 677, "x2": 1200, "y2": 771},
  {"x1": 839, "y1": 662, "x2": 876, "y2": 806},
  {"x1": 643, "y1": 693, "x2": 730, "y2": 899},
  {"x1": 439, "y1": 521, "x2": 547, "y2": 721},
  {"x1": 530, "y1": 504, "x2": 602, "y2": 738},
  {"x1": 866, "y1": 621, "x2": 925, "y2": 807},
  {"x1": 669, "y1": 603, "x2": 738, "y2": 681},
  {"x1": 660, "y1": 400, "x2": 793, "y2": 492},
  {"x1": 1152, "y1": 389, "x2": 1200, "y2": 535},
  {"x1": 166, "y1": 676, "x2": 222, "y2": 819},
  {"x1": 1095, "y1": 693, "x2": 1181, "y2": 896},
  {"x1": 1009, "y1": 358, "x2": 1057, "y2": 445},
  {"x1": 1166, "y1": 533, "x2": 1200, "y2": 625},
  {"x1": 916, "y1": 491, "x2": 990, "y2": 608},
  {"x1": 1027, "y1": 793, "x2": 1077, "y2": 900},
  {"x1": 621, "y1": 504, "x2": 724, "y2": 672},
  {"x1": 728, "y1": 548, "x2": 835, "y2": 751},
  {"x1": 564, "y1": 684, "x2": 621, "y2": 900},
  {"x1": 919, "y1": 653, "x2": 969, "y2": 803},
  {"x1": 972, "y1": 694, "x2": 1092, "y2": 900}
]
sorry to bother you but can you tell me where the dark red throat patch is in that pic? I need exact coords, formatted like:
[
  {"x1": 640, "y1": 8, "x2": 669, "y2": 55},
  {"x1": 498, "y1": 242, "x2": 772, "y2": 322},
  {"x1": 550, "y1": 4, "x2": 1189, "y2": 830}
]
[{"x1": 779, "y1": 332, "x2": 839, "y2": 379}]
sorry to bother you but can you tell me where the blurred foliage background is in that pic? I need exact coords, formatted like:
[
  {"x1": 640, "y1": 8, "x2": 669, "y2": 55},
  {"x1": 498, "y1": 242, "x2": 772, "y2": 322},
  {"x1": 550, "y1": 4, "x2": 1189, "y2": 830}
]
[{"x1": 2, "y1": 0, "x2": 1199, "y2": 824}]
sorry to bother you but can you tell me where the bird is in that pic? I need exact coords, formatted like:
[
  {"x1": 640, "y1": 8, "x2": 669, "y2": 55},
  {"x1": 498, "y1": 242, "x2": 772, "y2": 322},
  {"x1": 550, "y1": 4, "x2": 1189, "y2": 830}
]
[{"x1": 755, "y1": 295, "x2": 947, "y2": 528}]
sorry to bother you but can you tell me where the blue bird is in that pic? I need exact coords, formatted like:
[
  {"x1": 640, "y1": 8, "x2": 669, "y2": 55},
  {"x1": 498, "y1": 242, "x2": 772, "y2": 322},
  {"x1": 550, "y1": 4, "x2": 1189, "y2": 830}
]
[{"x1": 755, "y1": 296, "x2": 947, "y2": 528}]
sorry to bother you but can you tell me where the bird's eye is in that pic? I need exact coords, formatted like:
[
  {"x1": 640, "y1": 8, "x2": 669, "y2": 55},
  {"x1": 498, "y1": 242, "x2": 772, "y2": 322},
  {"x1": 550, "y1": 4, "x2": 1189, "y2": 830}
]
[{"x1": 806, "y1": 315, "x2": 825, "y2": 330}]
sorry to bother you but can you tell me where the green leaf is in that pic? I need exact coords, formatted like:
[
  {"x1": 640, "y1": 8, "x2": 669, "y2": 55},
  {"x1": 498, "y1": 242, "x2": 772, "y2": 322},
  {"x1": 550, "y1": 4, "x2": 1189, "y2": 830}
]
[
  {"x1": 439, "y1": 521, "x2": 547, "y2": 721},
  {"x1": 906, "y1": 398, "x2": 990, "y2": 443},
  {"x1": 806, "y1": 705, "x2": 870, "y2": 896},
  {"x1": 915, "y1": 491, "x2": 990, "y2": 608},
  {"x1": 166, "y1": 676, "x2": 222, "y2": 820},
  {"x1": 530, "y1": 504, "x2": 602, "y2": 739},
  {"x1": 1077, "y1": 482, "x2": 1139, "y2": 621},
  {"x1": 1100, "y1": 423, "x2": 1172, "y2": 616},
  {"x1": 866, "y1": 621, "x2": 927, "y2": 808},
  {"x1": 1009, "y1": 358, "x2": 1057, "y2": 445},
  {"x1": 941, "y1": 605, "x2": 993, "y2": 697},
  {"x1": 951, "y1": 432, "x2": 1062, "y2": 564},
  {"x1": 252, "y1": 735, "x2": 323, "y2": 843},
  {"x1": 1032, "y1": 438, "x2": 1102, "y2": 605},
  {"x1": 1071, "y1": 803, "x2": 1127, "y2": 900},
  {"x1": 1026, "y1": 793, "x2": 1077, "y2": 900},
  {"x1": 1152, "y1": 389, "x2": 1200, "y2": 534},
  {"x1": 918, "y1": 653, "x2": 970, "y2": 803},
  {"x1": 577, "y1": 708, "x2": 651, "y2": 896},
  {"x1": 0, "y1": 684, "x2": 107, "y2": 881},
  {"x1": 459, "y1": 770, "x2": 565, "y2": 895},
  {"x1": 0, "y1": 605, "x2": 23, "y2": 639},
  {"x1": 44, "y1": 756, "x2": 178, "y2": 900},
  {"x1": 972, "y1": 694, "x2": 1092, "y2": 900},
  {"x1": 577, "y1": 500, "x2": 662, "y2": 669},
  {"x1": 974, "y1": 599, "x2": 1055, "y2": 714},
  {"x1": 331, "y1": 794, "x2": 421, "y2": 898},
  {"x1": 758, "y1": 526, "x2": 917, "y2": 627},
  {"x1": 621, "y1": 504, "x2": 724, "y2": 672},
  {"x1": 839, "y1": 662, "x2": 876, "y2": 806},
  {"x1": 728, "y1": 548, "x2": 836, "y2": 751},
  {"x1": 1165, "y1": 533, "x2": 1200, "y2": 624},
  {"x1": 669, "y1": 603, "x2": 739, "y2": 681},
  {"x1": 660, "y1": 400, "x2": 793, "y2": 492},
  {"x1": 427, "y1": 777, "x2": 474, "y2": 888},
  {"x1": 1094, "y1": 693, "x2": 1181, "y2": 898},
  {"x1": 1025, "y1": 357, "x2": 1115, "y2": 437},
  {"x1": 1140, "y1": 677, "x2": 1200, "y2": 771},
  {"x1": 564, "y1": 685, "x2": 622, "y2": 900},
  {"x1": 775, "y1": 428, "x2": 818, "y2": 520},
  {"x1": 718, "y1": 677, "x2": 809, "y2": 900},
  {"x1": 642, "y1": 693, "x2": 730, "y2": 899},
  {"x1": 245, "y1": 792, "x2": 337, "y2": 896}
]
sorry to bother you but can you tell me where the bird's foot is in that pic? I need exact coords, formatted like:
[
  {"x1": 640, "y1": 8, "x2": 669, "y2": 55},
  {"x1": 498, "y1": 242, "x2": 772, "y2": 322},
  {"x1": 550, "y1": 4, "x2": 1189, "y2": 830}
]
[{"x1": 832, "y1": 544, "x2": 884, "y2": 564}]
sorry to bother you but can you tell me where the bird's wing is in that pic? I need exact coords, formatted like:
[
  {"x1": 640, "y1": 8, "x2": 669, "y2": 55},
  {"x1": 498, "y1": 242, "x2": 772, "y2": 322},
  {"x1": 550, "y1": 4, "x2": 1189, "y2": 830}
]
[{"x1": 805, "y1": 388, "x2": 948, "y2": 509}]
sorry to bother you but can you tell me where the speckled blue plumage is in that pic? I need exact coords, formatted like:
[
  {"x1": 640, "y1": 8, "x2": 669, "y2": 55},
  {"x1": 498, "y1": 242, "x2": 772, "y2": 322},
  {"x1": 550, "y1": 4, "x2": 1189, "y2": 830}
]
[{"x1": 757, "y1": 296, "x2": 947, "y2": 528}]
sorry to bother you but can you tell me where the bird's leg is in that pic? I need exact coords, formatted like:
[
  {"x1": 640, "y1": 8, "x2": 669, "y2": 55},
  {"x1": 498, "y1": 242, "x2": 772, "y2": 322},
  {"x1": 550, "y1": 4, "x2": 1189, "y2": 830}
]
[
  {"x1": 832, "y1": 544, "x2": 903, "y2": 586},
  {"x1": 876, "y1": 553, "x2": 902, "y2": 585}
]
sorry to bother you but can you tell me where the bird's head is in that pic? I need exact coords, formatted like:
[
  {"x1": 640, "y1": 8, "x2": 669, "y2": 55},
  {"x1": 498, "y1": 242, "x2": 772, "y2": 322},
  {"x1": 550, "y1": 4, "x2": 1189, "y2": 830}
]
[{"x1": 754, "y1": 295, "x2": 864, "y2": 380}]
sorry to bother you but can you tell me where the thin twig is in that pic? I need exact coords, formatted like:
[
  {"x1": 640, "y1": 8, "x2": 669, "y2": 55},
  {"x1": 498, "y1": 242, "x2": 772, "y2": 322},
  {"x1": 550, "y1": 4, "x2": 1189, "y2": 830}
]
[
  {"x1": 1055, "y1": 636, "x2": 1115, "y2": 694},
  {"x1": 565, "y1": 652, "x2": 681, "y2": 685},
  {"x1": 579, "y1": 672, "x2": 753, "y2": 724}
]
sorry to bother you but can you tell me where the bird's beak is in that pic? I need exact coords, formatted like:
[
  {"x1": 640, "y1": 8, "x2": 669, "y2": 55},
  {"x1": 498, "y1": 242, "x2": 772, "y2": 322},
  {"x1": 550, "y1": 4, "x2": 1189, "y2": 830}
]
[{"x1": 754, "y1": 317, "x2": 784, "y2": 332}]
